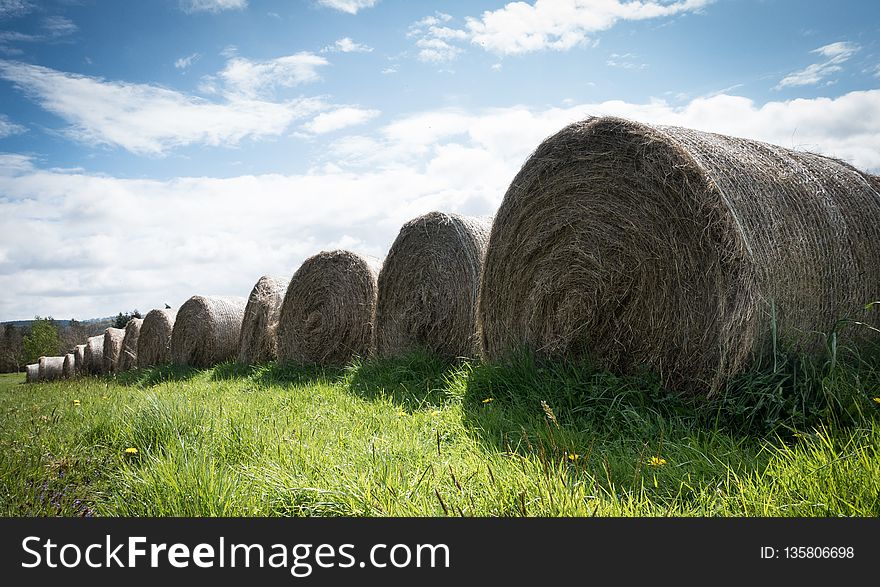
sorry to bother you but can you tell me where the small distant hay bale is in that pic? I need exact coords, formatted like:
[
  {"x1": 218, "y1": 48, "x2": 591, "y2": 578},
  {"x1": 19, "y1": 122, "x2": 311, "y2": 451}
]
[
  {"x1": 277, "y1": 250, "x2": 380, "y2": 366},
  {"x1": 170, "y1": 295, "x2": 248, "y2": 368},
  {"x1": 26, "y1": 363, "x2": 39, "y2": 383},
  {"x1": 74, "y1": 344, "x2": 87, "y2": 376},
  {"x1": 137, "y1": 309, "x2": 177, "y2": 367},
  {"x1": 103, "y1": 327, "x2": 126, "y2": 374},
  {"x1": 374, "y1": 212, "x2": 492, "y2": 360},
  {"x1": 119, "y1": 318, "x2": 143, "y2": 371},
  {"x1": 478, "y1": 116, "x2": 880, "y2": 393},
  {"x1": 38, "y1": 356, "x2": 65, "y2": 382},
  {"x1": 84, "y1": 335, "x2": 105, "y2": 375},
  {"x1": 62, "y1": 353, "x2": 75, "y2": 378},
  {"x1": 238, "y1": 275, "x2": 285, "y2": 365}
]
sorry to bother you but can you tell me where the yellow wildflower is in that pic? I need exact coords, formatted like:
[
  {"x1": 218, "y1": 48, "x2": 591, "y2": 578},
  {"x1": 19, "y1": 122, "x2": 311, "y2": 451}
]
[
  {"x1": 648, "y1": 456, "x2": 667, "y2": 467},
  {"x1": 567, "y1": 453, "x2": 580, "y2": 462},
  {"x1": 124, "y1": 447, "x2": 138, "y2": 455},
  {"x1": 482, "y1": 398, "x2": 494, "y2": 404},
  {"x1": 72, "y1": 400, "x2": 80, "y2": 406},
  {"x1": 872, "y1": 397, "x2": 880, "y2": 405}
]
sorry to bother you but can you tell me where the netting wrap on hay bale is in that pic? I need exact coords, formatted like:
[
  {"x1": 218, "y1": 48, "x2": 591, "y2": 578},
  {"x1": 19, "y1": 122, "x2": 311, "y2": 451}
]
[
  {"x1": 38, "y1": 356, "x2": 65, "y2": 382},
  {"x1": 478, "y1": 116, "x2": 880, "y2": 393},
  {"x1": 74, "y1": 344, "x2": 86, "y2": 376},
  {"x1": 170, "y1": 296, "x2": 247, "y2": 368},
  {"x1": 84, "y1": 335, "x2": 105, "y2": 375},
  {"x1": 119, "y1": 318, "x2": 143, "y2": 371},
  {"x1": 238, "y1": 275, "x2": 285, "y2": 365},
  {"x1": 277, "y1": 250, "x2": 379, "y2": 366},
  {"x1": 137, "y1": 308, "x2": 177, "y2": 367},
  {"x1": 26, "y1": 363, "x2": 38, "y2": 383},
  {"x1": 373, "y1": 211, "x2": 492, "y2": 360},
  {"x1": 62, "y1": 353, "x2": 75, "y2": 378},
  {"x1": 103, "y1": 327, "x2": 126, "y2": 375}
]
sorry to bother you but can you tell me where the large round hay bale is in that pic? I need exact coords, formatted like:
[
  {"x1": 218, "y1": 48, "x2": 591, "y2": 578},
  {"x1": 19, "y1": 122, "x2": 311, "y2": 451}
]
[
  {"x1": 170, "y1": 295, "x2": 247, "y2": 368},
  {"x1": 84, "y1": 334, "x2": 105, "y2": 375},
  {"x1": 62, "y1": 353, "x2": 75, "y2": 378},
  {"x1": 238, "y1": 275, "x2": 285, "y2": 365},
  {"x1": 478, "y1": 116, "x2": 880, "y2": 393},
  {"x1": 137, "y1": 308, "x2": 177, "y2": 367},
  {"x1": 74, "y1": 344, "x2": 87, "y2": 376},
  {"x1": 373, "y1": 212, "x2": 492, "y2": 360},
  {"x1": 25, "y1": 363, "x2": 39, "y2": 383},
  {"x1": 119, "y1": 318, "x2": 143, "y2": 371},
  {"x1": 38, "y1": 356, "x2": 65, "y2": 381},
  {"x1": 277, "y1": 250, "x2": 379, "y2": 366},
  {"x1": 103, "y1": 327, "x2": 126, "y2": 374}
]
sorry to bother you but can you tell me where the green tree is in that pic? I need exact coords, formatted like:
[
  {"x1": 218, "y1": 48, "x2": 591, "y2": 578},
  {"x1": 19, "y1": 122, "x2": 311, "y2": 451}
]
[
  {"x1": 113, "y1": 310, "x2": 142, "y2": 329},
  {"x1": 22, "y1": 316, "x2": 61, "y2": 363}
]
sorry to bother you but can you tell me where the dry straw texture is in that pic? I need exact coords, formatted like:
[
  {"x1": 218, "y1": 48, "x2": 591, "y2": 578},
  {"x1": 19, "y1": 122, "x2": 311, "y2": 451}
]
[
  {"x1": 103, "y1": 327, "x2": 126, "y2": 375},
  {"x1": 119, "y1": 318, "x2": 143, "y2": 371},
  {"x1": 74, "y1": 344, "x2": 86, "y2": 376},
  {"x1": 277, "y1": 250, "x2": 379, "y2": 366},
  {"x1": 374, "y1": 212, "x2": 492, "y2": 360},
  {"x1": 170, "y1": 296, "x2": 247, "y2": 368},
  {"x1": 84, "y1": 335, "x2": 105, "y2": 376},
  {"x1": 38, "y1": 356, "x2": 64, "y2": 381},
  {"x1": 25, "y1": 363, "x2": 38, "y2": 383},
  {"x1": 62, "y1": 353, "x2": 75, "y2": 378},
  {"x1": 238, "y1": 275, "x2": 285, "y2": 365},
  {"x1": 478, "y1": 116, "x2": 880, "y2": 393},
  {"x1": 137, "y1": 308, "x2": 177, "y2": 367}
]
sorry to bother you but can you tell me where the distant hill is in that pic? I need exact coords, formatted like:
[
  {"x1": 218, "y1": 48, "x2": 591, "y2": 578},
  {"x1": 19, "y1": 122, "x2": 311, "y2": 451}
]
[{"x1": 1, "y1": 317, "x2": 116, "y2": 329}]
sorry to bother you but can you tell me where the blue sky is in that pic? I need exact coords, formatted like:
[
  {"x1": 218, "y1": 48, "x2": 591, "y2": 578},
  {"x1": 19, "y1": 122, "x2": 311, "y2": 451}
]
[{"x1": 1, "y1": 0, "x2": 879, "y2": 320}]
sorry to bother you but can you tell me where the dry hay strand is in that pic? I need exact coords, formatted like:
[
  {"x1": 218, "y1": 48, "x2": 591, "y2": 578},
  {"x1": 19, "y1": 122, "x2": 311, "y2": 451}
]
[
  {"x1": 84, "y1": 335, "x2": 105, "y2": 376},
  {"x1": 74, "y1": 344, "x2": 87, "y2": 376},
  {"x1": 170, "y1": 295, "x2": 247, "y2": 368},
  {"x1": 62, "y1": 353, "x2": 76, "y2": 378},
  {"x1": 277, "y1": 250, "x2": 379, "y2": 366},
  {"x1": 103, "y1": 327, "x2": 126, "y2": 375},
  {"x1": 26, "y1": 363, "x2": 39, "y2": 383},
  {"x1": 39, "y1": 356, "x2": 65, "y2": 381},
  {"x1": 373, "y1": 211, "x2": 492, "y2": 360},
  {"x1": 119, "y1": 318, "x2": 143, "y2": 371},
  {"x1": 478, "y1": 116, "x2": 880, "y2": 394},
  {"x1": 137, "y1": 308, "x2": 177, "y2": 367},
  {"x1": 238, "y1": 275, "x2": 285, "y2": 365}
]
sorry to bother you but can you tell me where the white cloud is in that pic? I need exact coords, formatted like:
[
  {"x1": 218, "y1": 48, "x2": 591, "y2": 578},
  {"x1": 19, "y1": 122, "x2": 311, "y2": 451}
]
[
  {"x1": 302, "y1": 106, "x2": 380, "y2": 134},
  {"x1": 322, "y1": 37, "x2": 373, "y2": 53},
  {"x1": 0, "y1": 0, "x2": 32, "y2": 19},
  {"x1": 0, "y1": 113, "x2": 26, "y2": 137},
  {"x1": 606, "y1": 52, "x2": 647, "y2": 69},
  {"x1": 217, "y1": 52, "x2": 329, "y2": 98},
  {"x1": 180, "y1": 0, "x2": 247, "y2": 14},
  {"x1": 0, "y1": 59, "x2": 327, "y2": 155},
  {"x1": 776, "y1": 41, "x2": 860, "y2": 89},
  {"x1": 409, "y1": 0, "x2": 711, "y2": 61},
  {"x1": 2, "y1": 88, "x2": 879, "y2": 319},
  {"x1": 42, "y1": 16, "x2": 77, "y2": 37},
  {"x1": 316, "y1": 0, "x2": 378, "y2": 15},
  {"x1": 381, "y1": 65, "x2": 398, "y2": 74},
  {"x1": 174, "y1": 52, "x2": 201, "y2": 70}
]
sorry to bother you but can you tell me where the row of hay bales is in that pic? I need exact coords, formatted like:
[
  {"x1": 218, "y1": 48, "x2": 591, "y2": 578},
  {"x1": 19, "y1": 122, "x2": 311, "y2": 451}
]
[{"x1": 24, "y1": 117, "x2": 880, "y2": 393}]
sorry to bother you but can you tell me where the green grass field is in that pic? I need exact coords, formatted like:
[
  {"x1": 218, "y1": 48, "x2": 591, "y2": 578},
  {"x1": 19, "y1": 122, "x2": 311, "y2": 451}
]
[{"x1": 1, "y1": 351, "x2": 879, "y2": 516}]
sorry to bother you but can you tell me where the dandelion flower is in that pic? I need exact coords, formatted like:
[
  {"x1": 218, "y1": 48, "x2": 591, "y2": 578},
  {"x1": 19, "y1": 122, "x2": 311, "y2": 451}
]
[
  {"x1": 72, "y1": 400, "x2": 80, "y2": 406},
  {"x1": 124, "y1": 447, "x2": 138, "y2": 455},
  {"x1": 873, "y1": 397, "x2": 880, "y2": 405},
  {"x1": 567, "y1": 453, "x2": 580, "y2": 461},
  {"x1": 648, "y1": 456, "x2": 667, "y2": 467},
  {"x1": 482, "y1": 398, "x2": 494, "y2": 404}
]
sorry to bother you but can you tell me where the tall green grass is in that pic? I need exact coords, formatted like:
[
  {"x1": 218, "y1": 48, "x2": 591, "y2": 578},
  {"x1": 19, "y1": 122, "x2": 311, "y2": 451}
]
[{"x1": 0, "y1": 347, "x2": 877, "y2": 516}]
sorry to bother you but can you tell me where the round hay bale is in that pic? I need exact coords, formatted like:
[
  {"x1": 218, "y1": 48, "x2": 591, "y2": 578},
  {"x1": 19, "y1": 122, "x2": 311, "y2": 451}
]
[
  {"x1": 84, "y1": 334, "x2": 105, "y2": 376},
  {"x1": 74, "y1": 344, "x2": 87, "y2": 376},
  {"x1": 478, "y1": 116, "x2": 880, "y2": 393},
  {"x1": 170, "y1": 295, "x2": 247, "y2": 368},
  {"x1": 103, "y1": 327, "x2": 126, "y2": 374},
  {"x1": 277, "y1": 250, "x2": 379, "y2": 366},
  {"x1": 238, "y1": 275, "x2": 285, "y2": 365},
  {"x1": 38, "y1": 356, "x2": 65, "y2": 382},
  {"x1": 137, "y1": 308, "x2": 177, "y2": 367},
  {"x1": 119, "y1": 318, "x2": 143, "y2": 371},
  {"x1": 373, "y1": 212, "x2": 492, "y2": 360},
  {"x1": 62, "y1": 353, "x2": 75, "y2": 379},
  {"x1": 25, "y1": 363, "x2": 39, "y2": 383}
]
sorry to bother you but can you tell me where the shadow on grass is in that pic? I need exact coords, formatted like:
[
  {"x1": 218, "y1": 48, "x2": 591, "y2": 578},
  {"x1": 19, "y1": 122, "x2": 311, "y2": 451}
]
[
  {"x1": 252, "y1": 361, "x2": 345, "y2": 389},
  {"x1": 114, "y1": 363, "x2": 201, "y2": 386},
  {"x1": 211, "y1": 362, "x2": 256, "y2": 381},
  {"x1": 343, "y1": 352, "x2": 466, "y2": 412}
]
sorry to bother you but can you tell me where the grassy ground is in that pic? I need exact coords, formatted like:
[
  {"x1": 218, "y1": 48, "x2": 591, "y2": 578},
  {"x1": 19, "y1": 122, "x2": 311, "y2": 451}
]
[{"x1": 1, "y1": 350, "x2": 878, "y2": 516}]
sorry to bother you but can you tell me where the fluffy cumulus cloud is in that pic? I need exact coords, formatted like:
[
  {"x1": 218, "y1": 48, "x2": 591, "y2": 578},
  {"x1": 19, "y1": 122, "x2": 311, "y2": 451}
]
[
  {"x1": 301, "y1": 106, "x2": 380, "y2": 134},
  {"x1": 316, "y1": 0, "x2": 378, "y2": 15},
  {"x1": 2, "y1": 88, "x2": 879, "y2": 320},
  {"x1": 179, "y1": 0, "x2": 247, "y2": 14},
  {"x1": 322, "y1": 37, "x2": 373, "y2": 53},
  {"x1": 410, "y1": 0, "x2": 711, "y2": 61},
  {"x1": 216, "y1": 52, "x2": 329, "y2": 98},
  {"x1": 776, "y1": 41, "x2": 860, "y2": 89}
]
